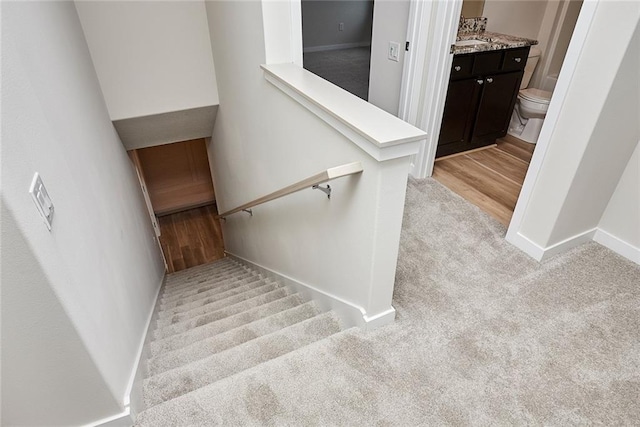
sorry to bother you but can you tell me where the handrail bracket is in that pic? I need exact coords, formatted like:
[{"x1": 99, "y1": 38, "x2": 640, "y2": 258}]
[
  {"x1": 312, "y1": 184, "x2": 331, "y2": 199},
  {"x1": 242, "y1": 209, "x2": 253, "y2": 216}
]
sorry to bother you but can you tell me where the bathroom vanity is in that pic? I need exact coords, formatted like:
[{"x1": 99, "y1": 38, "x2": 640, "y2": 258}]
[{"x1": 437, "y1": 30, "x2": 537, "y2": 158}]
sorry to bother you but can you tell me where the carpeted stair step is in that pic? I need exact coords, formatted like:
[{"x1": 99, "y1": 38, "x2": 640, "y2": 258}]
[
  {"x1": 162, "y1": 259, "x2": 240, "y2": 286},
  {"x1": 149, "y1": 294, "x2": 305, "y2": 357},
  {"x1": 135, "y1": 318, "x2": 347, "y2": 427},
  {"x1": 162, "y1": 263, "x2": 249, "y2": 294},
  {"x1": 158, "y1": 277, "x2": 281, "y2": 320},
  {"x1": 161, "y1": 270, "x2": 257, "y2": 302},
  {"x1": 153, "y1": 287, "x2": 293, "y2": 340},
  {"x1": 147, "y1": 302, "x2": 322, "y2": 376},
  {"x1": 160, "y1": 274, "x2": 263, "y2": 309},
  {"x1": 156, "y1": 281, "x2": 283, "y2": 329},
  {"x1": 142, "y1": 312, "x2": 341, "y2": 408}
]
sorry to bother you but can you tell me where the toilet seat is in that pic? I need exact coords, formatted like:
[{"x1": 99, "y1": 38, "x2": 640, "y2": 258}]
[{"x1": 519, "y1": 88, "x2": 552, "y2": 104}]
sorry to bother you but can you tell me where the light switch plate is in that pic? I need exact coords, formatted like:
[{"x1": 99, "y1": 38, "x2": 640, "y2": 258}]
[
  {"x1": 388, "y1": 42, "x2": 400, "y2": 62},
  {"x1": 29, "y1": 172, "x2": 54, "y2": 230}
]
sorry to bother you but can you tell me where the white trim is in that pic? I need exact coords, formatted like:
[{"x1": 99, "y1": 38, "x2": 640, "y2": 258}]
[
  {"x1": 506, "y1": 1, "x2": 599, "y2": 258},
  {"x1": 508, "y1": 228, "x2": 598, "y2": 262},
  {"x1": 83, "y1": 408, "x2": 132, "y2": 427},
  {"x1": 539, "y1": 228, "x2": 597, "y2": 261},
  {"x1": 289, "y1": 0, "x2": 303, "y2": 66},
  {"x1": 399, "y1": 0, "x2": 462, "y2": 178},
  {"x1": 593, "y1": 229, "x2": 640, "y2": 265},
  {"x1": 227, "y1": 252, "x2": 395, "y2": 330},
  {"x1": 262, "y1": 63, "x2": 425, "y2": 162},
  {"x1": 504, "y1": 231, "x2": 546, "y2": 262},
  {"x1": 303, "y1": 42, "x2": 371, "y2": 53}
]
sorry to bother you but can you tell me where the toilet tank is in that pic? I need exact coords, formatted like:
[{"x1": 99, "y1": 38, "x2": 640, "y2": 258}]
[{"x1": 520, "y1": 46, "x2": 542, "y2": 89}]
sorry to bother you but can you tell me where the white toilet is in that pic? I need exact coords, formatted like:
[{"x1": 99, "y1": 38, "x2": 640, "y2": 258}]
[{"x1": 508, "y1": 46, "x2": 552, "y2": 144}]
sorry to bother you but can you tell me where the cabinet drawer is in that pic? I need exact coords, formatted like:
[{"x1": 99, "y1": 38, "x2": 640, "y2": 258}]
[
  {"x1": 451, "y1": 55, "x2": 473, "y2": 80},
  {"x1": 472, "y1": 51, "x2": 502, "y2": 75},
  {"x1": 502, "y1": 47, "x2": 530, "y2": 71}
]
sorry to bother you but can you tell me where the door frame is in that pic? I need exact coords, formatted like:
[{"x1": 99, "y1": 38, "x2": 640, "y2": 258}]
[
  {"x1": 506, "y1": 0, "x2": 598, "y2": 256},
  {"x1": 398, "y1": 0, "x2": 462, "y2": 178}
]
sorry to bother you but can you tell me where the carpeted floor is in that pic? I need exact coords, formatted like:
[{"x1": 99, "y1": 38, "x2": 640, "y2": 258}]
[
  {"x1": 303, "y1": 47, "x2": 371, "y2": 101},
  {"x1": 137, "y1": 178, "x2": 640, "y2": 426}
]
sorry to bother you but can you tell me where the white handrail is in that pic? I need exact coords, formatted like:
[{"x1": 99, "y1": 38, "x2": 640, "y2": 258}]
[{"x1": 217, "y1": 162, "x2": 363, "y2": 219}]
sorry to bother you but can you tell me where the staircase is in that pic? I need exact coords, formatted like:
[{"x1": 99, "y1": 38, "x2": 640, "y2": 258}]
[{"x1": 135, "y1": 257, "x2": 343, "y2": 424}]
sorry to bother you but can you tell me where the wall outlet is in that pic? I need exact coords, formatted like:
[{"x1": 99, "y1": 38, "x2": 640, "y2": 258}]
[
  {"x1": 339, "y1": 22, "x2": 344, "y2": 31},
  {"x1": 29, "y1": 172, "x2": 54, "y2": 230},
  {"x1": 388, "y1": 41, "x2": 400, "y2": 62}
]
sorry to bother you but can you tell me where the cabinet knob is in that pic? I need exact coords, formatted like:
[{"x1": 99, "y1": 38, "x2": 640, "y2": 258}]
[
  {"x1": 454, "y1": 65, "x2": 461, "y2": 71},
  {"x1": 514, "y1": 57, "x2": 522, "y2": 63},
  {"x1": 486, "y1": 77, "x2": 494, "y2": 83},
  {"x1": 476, "y1": 79, "x2": 484, "y2": 85}
]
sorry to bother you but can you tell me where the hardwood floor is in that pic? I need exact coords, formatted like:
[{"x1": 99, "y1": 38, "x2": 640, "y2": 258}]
[
  {"x1": 433, "y1": 135, "x2": 535, "y2": 226},
  {"x1": 158, "y1": 204, "x2": 225, "y2": 273}
]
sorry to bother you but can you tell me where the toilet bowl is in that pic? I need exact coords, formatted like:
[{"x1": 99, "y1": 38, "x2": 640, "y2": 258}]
[
  {"x1": 507, "y1": 46, "x2": 553, "y2": 144},
  {"x1": 508, "y1": 88, "x2": 552, "y2": 144}
]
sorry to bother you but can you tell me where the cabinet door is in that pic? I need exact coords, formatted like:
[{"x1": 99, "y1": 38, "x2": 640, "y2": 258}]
[
  {"x1": 437, "y1": 78, "x2": 482, "y2": 157},
  {"x1": 472, "y1": 71, "x2": 522, "y2": 144}
]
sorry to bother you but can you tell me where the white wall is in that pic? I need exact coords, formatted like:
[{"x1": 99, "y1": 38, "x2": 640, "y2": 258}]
[
  {"x1": 368, "y1": 0, "x2": 411, "y2": 116},
  {"x1": 483, "y1": 0, "x2": 549, "y2": 39},
  {"x1": 1, "y1": 207, "x2": 122, "y2": 426},
  {"x1": 2, "y1": 2, "x2": 166, "y2": 424},
  {"x1": 512, "y1": 1, "x2": 640, "y2": 256},
  {"x1": 204, "y1": 0, "x2": 413, "y2": 324},
  {"x1": 301, "y1": 0, "x2": 374, "y2": 49},
  {"x1": 75, "y1": 0, "x2": 218, "y2": 121},
  {"x1": 597, "y1": 141, "x2": 640, "y2": 261}
]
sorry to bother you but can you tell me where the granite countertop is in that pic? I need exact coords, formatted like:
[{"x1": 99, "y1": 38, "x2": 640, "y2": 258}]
[{"x1": 453, "y1": 31, "x2": 538, "y2": 55}]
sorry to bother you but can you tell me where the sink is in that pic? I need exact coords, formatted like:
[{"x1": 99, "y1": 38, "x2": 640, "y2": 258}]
[{"x1": 455, "y1": 39, "x2": 489, "y2": 47}]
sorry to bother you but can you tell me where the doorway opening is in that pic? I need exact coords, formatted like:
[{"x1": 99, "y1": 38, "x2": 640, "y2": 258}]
[
  {"x1": 129, "y1": 138, "x2": 225, "y2": 273},
  {"x1": 301, "y1": 0, "x2": 374, "y2": 101},
  {"x1": 432, "y1": 0, "x2": 583, "y2": 226}
]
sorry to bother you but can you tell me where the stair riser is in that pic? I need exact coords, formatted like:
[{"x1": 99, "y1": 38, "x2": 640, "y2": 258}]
[
  {"x1": 154, "y1": 289, "x2": 292, "y2": 340},
  {"x1": 163, "y1": 260, "x2": 238, "y2": 283},
  {"x1": 160, "y1": 275, "x2": 263, "y2": 309},
  {"x1": 156, "y1": 282, "x2": 282, "y2": 328},
  {"x1": 162, "y1": 269, "x2": 252, "y2": 299},
  {"x1": 143, "y1": 313, "x2": 341, "y2": 408},
  {"x1": 147, "y1": 302, "x2": 320, "y2": 376},
  {"x1": 149, "y1": 295, "x2": 304, "y2": 357},
  {"x1": 163, "y1": 265, "x2": 248, "y2": 293},
  {"x1": 157, "y1": 279, "x2": 276, "y2": 320}
]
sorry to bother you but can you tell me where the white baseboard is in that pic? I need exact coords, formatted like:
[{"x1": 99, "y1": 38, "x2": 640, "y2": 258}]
[
  {"x1": 126, "y1": 272, "x2": 166, "y2": 420},
  {"x1": 226, "y1": 252, "x2": 394, "y2": 330},
  {"x1": 84, "y1": 409, "x2": 132, "y2": 427},
  {"x1": 505, "y1": 231, "x2": 546, "y2": 261},
  {"x1": 593, "y1": 228, "x2": 640, "y2": 265},
  {"x1": 303, "y1": 42, "x2": 370, "y2": 53},
  {"x1": 506, "y1": 228, "x2": 597, "y2": 262},
  {"x1": 540, "y1": 228, "x2": 597, "y2": 261}
]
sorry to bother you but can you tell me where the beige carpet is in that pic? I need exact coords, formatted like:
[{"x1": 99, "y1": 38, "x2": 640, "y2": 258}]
[{"x1": 137, "y1": 178, "x2": 640, "y2": 426}]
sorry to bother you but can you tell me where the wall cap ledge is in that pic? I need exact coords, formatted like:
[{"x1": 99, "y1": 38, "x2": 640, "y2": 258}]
[{"x1": 262, "y1": 63, "x2": 426, "y2": 161}]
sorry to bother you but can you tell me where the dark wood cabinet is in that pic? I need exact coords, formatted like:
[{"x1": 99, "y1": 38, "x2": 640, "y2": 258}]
[{"x1": 437, "y1": 47, "x2": 529, "y2": 158}]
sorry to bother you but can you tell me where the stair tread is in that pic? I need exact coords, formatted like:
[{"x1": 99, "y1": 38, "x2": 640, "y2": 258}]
[
  {"x1": 148, "y1": 302, "x2": 321, "y2": 376},
  {"x1": 150, "y1": 294, "x2": 304, "y2": 357},
  {"x1": 161, "y1": 271, "x2": 258, "y2": 302},
  {"x1": 164, "y1": 258, "x2": 237, "y2": 282},
  {"x1": 160, "y1": 275, "x2": 263, "y2": 309},
  {"x1": 136, "y1": 323, "x2": 349, "y2": 427},
  {"x1": 163, "y1": 264, "x2": 248, "y2": 292},
  {"x1": 153, "y1": 288, "x2": 293, "y2": 340},
  {"x1": 156, "y1": 281, "x2": 283, "y2": 329},
  {"x1": 157, "y1": 278, "x2": 278, "y2": 320},
  {"x1": 142, "y1": 312, "x2": 341, "y2": 408}
]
